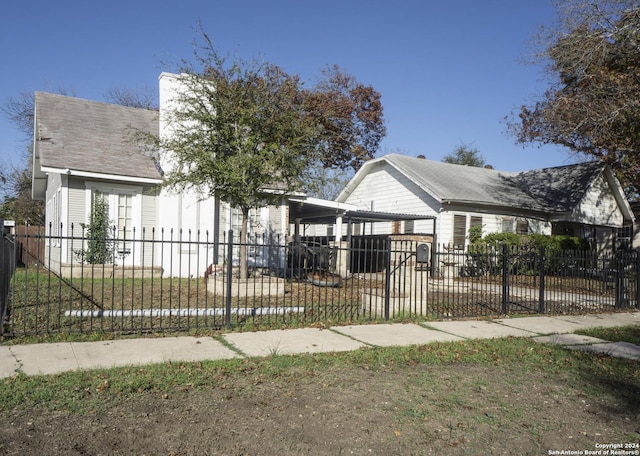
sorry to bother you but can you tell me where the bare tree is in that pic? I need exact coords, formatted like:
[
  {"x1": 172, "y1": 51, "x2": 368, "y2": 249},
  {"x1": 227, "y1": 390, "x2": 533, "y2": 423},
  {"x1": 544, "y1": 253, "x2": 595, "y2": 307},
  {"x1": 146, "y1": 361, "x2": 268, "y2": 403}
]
[{"x1": 104, "y1": 86, "x2": 158, "y2": 110}]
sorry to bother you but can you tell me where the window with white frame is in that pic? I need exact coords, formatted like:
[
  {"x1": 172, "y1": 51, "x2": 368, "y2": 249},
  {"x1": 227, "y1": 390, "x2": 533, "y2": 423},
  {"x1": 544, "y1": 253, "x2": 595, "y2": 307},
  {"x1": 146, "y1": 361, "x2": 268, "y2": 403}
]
[
  {"x1": 230, "y1": 207, "x2": 261, "y2": 240},
  {"x1": 116, "y1": 193, "x2": 133, "y2": 253}
]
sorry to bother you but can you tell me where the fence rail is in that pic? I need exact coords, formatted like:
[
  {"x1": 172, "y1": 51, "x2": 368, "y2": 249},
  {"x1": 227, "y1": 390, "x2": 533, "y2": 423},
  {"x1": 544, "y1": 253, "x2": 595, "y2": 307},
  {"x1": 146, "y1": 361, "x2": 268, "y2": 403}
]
[{"x1": 2, "y1": 226, "x2": 638, "y2": 338}]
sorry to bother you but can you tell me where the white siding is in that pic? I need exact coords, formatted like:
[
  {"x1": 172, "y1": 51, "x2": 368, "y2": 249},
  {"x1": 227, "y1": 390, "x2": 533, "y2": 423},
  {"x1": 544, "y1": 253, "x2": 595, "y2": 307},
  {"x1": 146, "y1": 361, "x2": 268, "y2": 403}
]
[
  {"x1": 139, "y1": 185, "x2": 159, "y2": 265},
  {"x1": 340, "y1": 161, "x2": 555, "y2": 246},
  {"x1": 44, "y1": 173, "x2": 63, "y2": 273},
  {"x1": 342, "y1": 162, "x2": 439, "y2": 234},
  {"x1": 438, "y1": 213, "x2": 551, "y2": 246},
  {"x1": 65, "y1": 178, "x2": 86, "y2": 264},
  {"x1": 438, "y1": 212, "x2": 453, "y2": 245},
  {"x1": 268, "y1": 201, "x2": 283, "y2": 235},
  {"x1": 67, "y1": 177, "x2": 86, "y2": 232},
  {"x1": 141, "y1": 185, "x2": 159, "y2": 230},
  {"x1": 575, "y1": 175, "x2": 624, "y2": 227}
]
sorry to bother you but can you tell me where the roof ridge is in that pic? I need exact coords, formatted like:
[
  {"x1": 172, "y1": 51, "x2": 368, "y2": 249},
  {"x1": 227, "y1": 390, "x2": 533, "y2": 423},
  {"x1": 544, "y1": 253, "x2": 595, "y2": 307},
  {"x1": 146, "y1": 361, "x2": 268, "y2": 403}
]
[
  {"x1": 376, "y1": 154, "x2": 606, "y2": 214},
  {"x1": 35, "y1": 91, "x2": 157, "y2": 113}
]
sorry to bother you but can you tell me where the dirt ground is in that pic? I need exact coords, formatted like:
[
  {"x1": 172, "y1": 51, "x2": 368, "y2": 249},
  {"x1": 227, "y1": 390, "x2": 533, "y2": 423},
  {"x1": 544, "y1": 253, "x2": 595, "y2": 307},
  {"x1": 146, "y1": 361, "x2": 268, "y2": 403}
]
[{"x1": 1, "y1": 362, "x2": 639, "y2": 456}]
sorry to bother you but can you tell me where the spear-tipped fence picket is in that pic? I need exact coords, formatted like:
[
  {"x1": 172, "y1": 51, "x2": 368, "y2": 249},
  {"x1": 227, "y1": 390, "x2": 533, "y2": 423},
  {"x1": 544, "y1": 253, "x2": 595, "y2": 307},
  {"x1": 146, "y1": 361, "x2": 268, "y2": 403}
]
[{"x1": 2, "y1": 224, "x2": 638, "y2": 337}]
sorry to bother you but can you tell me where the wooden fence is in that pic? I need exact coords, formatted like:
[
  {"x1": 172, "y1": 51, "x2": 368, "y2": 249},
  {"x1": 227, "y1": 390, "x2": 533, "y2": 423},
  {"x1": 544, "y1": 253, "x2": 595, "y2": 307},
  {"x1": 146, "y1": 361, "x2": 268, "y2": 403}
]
[{"x1": 14, "y1": 225, "x2": 45, "y2": 266}]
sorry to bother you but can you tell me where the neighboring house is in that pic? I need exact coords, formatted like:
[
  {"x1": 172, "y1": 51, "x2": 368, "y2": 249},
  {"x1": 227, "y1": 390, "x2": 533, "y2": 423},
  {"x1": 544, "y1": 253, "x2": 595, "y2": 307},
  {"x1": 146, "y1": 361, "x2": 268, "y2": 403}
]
[
  {"x1": 335, "y1": 154, "x2": 634, "y2": 252},
  {"x1": 628, "y1": 202, "x2": 640, "y2": 249},
  {"x1": 32, "y1": 73, "x2": 293, "y2": 277}
]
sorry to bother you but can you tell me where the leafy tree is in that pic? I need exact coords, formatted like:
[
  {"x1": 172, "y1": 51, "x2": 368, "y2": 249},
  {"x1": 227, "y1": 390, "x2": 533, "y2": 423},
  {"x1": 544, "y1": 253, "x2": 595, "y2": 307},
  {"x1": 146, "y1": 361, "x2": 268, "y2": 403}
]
[
  {"x1": 154, "y1": 29, "x2": 385, "y2": 277},
  {"x1": 303, "y1": 64, "x2": 386, "y2": 171},
  {"x1": 442, "y1": 144, "x2": 486, "y2": 167},
  {"x1": 507, "y1": 0, "x2": 640, "y2": 197}
]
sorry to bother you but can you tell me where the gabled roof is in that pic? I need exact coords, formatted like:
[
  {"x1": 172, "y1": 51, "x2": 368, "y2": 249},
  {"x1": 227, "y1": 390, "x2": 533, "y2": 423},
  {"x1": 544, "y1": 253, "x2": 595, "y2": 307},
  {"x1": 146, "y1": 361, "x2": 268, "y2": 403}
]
[
  {"x1": 33, "y1": 92, "x2": 162, "y2": 184},
  {"x1": 337, "y1": 154, "x2": 633, "y2": 221}
]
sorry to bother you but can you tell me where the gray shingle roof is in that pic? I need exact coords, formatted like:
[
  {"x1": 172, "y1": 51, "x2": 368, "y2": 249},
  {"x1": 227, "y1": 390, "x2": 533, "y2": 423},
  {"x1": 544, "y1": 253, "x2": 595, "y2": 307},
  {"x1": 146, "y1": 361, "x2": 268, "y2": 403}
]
[
  {"x1": 382, "y1": 154, "x2": 605, "y2": 214},
  {"x1": 34, "y1": 92, "x2": 161, "y2": 180}
]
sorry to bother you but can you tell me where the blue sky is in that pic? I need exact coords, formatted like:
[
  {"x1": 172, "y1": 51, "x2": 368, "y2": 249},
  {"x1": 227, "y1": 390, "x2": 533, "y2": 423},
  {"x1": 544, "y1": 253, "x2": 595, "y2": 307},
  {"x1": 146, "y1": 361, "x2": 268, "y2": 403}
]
[{"x1": 1, "y1": 0, "x2": 574, "y2": 174}]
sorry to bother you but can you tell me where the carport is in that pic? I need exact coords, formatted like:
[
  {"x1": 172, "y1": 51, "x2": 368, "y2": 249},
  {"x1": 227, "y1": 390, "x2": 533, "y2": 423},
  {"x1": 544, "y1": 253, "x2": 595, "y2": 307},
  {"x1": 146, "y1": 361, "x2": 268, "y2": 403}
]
[
  {"x1": 288, "y1": 197, "x2": 437, "y2": 242},
  {"x1": 288, "y1": 197, "x2": 438, "y2": 275}
]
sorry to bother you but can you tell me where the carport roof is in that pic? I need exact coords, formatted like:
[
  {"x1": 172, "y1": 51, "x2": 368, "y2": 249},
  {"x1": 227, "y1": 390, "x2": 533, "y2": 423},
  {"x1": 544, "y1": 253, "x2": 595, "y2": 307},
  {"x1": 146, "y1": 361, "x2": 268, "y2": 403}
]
[{"x1": 289, "y1": 197, "x2": 436, "y2": 225}]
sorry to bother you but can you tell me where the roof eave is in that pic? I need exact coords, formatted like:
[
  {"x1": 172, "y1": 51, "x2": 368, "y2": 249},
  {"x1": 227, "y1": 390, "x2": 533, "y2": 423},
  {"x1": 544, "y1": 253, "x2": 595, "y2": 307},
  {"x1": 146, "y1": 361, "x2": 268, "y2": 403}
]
[
  {"x1": 602, "y1": 167, "x2": 635, "y2": 223},
  {"x1": 442, "y1": 200, "x2": 551, "y2": 221},
  {"x1": 40, "y1": 166, "x2": 163, "y2": 185}
]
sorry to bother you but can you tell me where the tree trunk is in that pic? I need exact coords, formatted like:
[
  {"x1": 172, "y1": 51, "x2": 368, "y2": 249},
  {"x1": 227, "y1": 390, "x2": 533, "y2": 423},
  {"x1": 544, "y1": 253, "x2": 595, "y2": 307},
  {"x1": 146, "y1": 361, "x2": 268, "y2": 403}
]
[{"x1": 239, "y1": 206, "x2": 249, "y2": 279}]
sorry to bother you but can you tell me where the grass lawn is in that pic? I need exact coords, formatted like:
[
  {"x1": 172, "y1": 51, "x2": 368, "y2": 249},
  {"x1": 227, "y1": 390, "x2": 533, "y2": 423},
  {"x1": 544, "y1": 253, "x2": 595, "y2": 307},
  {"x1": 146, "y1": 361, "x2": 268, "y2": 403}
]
[
  {"x1": 1, "y1": 334, "x2": 638, "y2": 455},
  {"x1": 576, "y1": 324, "x2": 640, "y2": 345}
]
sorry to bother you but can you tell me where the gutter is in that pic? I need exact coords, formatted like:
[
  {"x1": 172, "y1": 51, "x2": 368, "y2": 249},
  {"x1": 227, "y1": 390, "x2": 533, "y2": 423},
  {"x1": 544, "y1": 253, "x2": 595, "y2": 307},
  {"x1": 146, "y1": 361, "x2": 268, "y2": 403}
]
[
  {"x1": 40, "y1": 166, "x2": 163, "y2": 185},
  {"x1": 441, "y1": 200, "x2": 551, "y2": 221}
]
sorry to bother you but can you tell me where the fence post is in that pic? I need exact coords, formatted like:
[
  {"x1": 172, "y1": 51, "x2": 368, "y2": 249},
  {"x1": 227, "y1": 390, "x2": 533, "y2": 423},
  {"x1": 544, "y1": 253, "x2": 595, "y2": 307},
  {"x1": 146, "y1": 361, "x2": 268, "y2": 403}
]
[
  {"x1": 614, "y1": 250, "x2": 625, "y2": 309},
  {"x1": 384, "y1": 236, "x2": 392, "y2": 321},
  {"x1": 0, "y1": 218, "x2": 6, "y2": 331},
  {"x1": 225, "y1": 230, "x2": 234, "y2": 327},
  {"x1": 538, "y1": 246, "x2": 545, "y2": 313},
  {"x1": 501, "y1": 243, "x2": 509, "y2": 315},
  {"x1": 0, "y1": 219, "x2": 16, "y2": 335},
  {"x1": 635, "y1": 250, "x2": 640, "y2": 310}
]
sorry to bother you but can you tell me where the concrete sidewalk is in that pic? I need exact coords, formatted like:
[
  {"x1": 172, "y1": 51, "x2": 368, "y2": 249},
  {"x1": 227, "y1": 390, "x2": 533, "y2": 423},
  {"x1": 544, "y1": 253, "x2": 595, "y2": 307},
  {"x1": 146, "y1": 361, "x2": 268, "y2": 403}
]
[{"x1": 1, "y1": 311, "x2": 639, "y2": 378}]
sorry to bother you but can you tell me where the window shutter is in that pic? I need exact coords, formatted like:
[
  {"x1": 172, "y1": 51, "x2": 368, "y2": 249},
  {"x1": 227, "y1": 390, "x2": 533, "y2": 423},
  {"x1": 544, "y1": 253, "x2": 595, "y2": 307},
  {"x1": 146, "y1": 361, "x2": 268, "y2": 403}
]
[{"x1": 453, "y1": 215, "x2": 466, "y2": 247}]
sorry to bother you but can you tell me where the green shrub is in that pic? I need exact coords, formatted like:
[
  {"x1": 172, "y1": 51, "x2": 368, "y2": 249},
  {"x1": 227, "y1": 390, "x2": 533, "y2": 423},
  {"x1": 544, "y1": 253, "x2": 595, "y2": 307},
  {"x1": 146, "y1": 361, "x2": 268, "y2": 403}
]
[
  {"x1": 522, "y1": 234, "x2": 588, "y2": 252},
  {"x1": 469, "y1": 233, "x2": 590, "y2": 276},
  {"x1": 468, "y1": 224, "x2": 483, "y2": 244},
  {"x1": 482, "y1": 232, "x2": 521, "y2": 247}
]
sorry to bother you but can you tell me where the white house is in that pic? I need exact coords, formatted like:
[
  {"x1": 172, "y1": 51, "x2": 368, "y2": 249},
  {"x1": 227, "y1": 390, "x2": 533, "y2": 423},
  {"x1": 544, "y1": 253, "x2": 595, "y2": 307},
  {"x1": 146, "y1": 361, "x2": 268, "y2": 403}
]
[
  {"x1": 31, "y1": 73, "x2": 293, "y2": 277},
  {"x1": 335, "y1": 154, "x2": 634, "y2": 251}
]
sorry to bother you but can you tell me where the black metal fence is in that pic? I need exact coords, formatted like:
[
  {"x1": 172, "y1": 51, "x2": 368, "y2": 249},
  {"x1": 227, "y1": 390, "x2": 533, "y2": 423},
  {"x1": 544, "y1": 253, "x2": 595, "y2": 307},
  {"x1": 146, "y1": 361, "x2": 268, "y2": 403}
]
[
  {"x1": 2, "y1": 226, "x2": 638, "y2": 338},
  {"x1": 1, "y1": 220, "x2": 17, "y2": 331}
]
